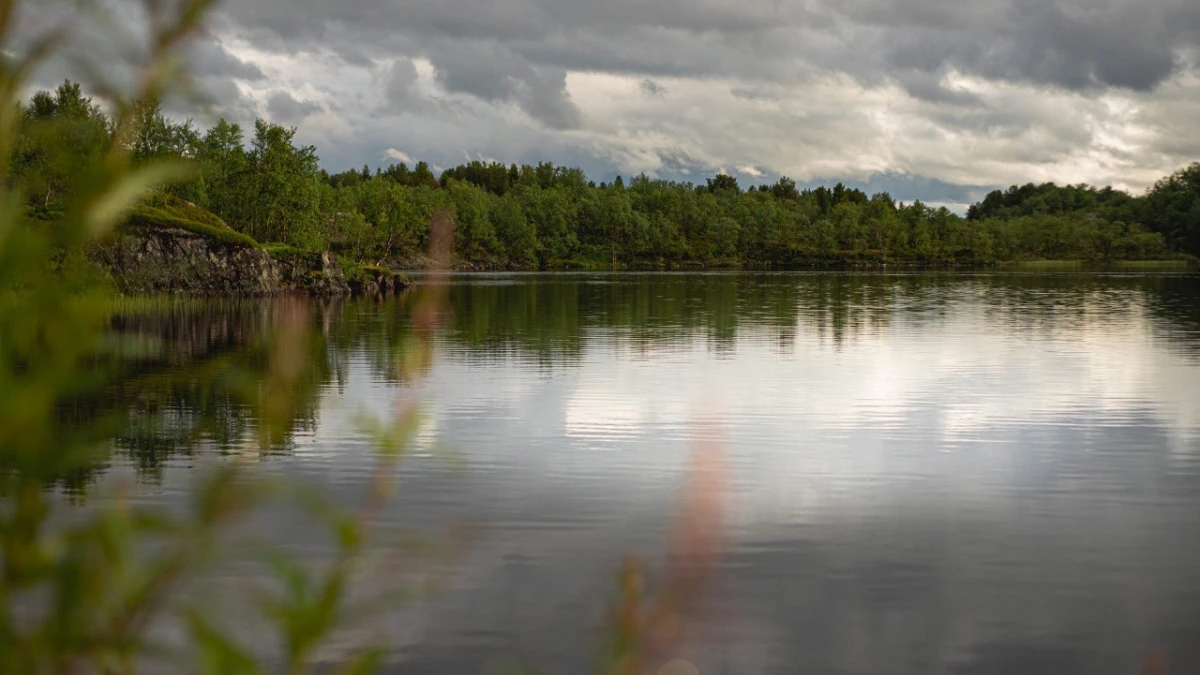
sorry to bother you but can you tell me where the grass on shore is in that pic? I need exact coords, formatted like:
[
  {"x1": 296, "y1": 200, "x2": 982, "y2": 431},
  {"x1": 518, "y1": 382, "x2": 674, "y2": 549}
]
[
  {"x1": 119, "y1": 193, "x2": 260, "y2": 248},
  {"x1": 999, "y1": 259, "x2": 1194, "y2": 271}
]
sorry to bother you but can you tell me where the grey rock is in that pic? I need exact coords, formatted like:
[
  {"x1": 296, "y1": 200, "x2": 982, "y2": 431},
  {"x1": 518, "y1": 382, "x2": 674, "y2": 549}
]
[
  {"x1": 88, "y1": 227, "x2": 397, "y2": 297},
  {"x1": 89, "y1": 228, "x2": 283, "y2": 296}
]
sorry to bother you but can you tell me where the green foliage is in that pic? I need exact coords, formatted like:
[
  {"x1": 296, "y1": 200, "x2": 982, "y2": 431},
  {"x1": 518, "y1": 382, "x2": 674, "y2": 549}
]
[
  {"x1": 12, "y1": 81, "x2": 110, "y2": 220},
  {"x1": 492, "y1": 192, "x2": 538, "y2": 267},
  {"x1": 1141, "y1": 163, "x2": 1200, "y2": 257},
  {"x1": 197, "y1": 118, "x2": 249, "y2": 221},
  {"x1": 237, "y1": 120, "x2": 324, "y2": 248},
  {"x1": 1, "y1": 2, "x2": 422, "y2": 673},
  {"x1": 968, "y1": 181, "x2": 1136, "y2": 221},
  {"x1": 519, "y1": 184, "x2": 576, "y2": 266},
  {"x1": 445, "y1": 178, "x2": 501, "y2": 263},
  {"x1": 12, "y1": 76, "x2": 1195, "y2": 271},
  {"x1": 121, "y1": 192, "x2": 260, "y2": 248},
  {"x1": 341, "y1": 257, "x2": 405, "y2": 287}
]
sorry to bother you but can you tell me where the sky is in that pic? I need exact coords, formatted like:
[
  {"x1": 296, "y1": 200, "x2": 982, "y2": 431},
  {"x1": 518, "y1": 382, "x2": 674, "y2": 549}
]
[{"x1": 18, "y1": 0, "x2": 1200, "y2": 207}]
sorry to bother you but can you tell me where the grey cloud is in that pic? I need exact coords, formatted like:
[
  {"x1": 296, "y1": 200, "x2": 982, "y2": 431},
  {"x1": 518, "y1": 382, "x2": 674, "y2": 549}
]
[
  {"x1": 639, "y1": 79, "x2": 667, "y2": 97},
  {"x1": 426, "y1": 40, "x2": 580, "y2": 129},
  {"x1": 185, "y1": 37, "x2": 265, "y2": 80},
  {"x1": 1132, "y1": 79, "x2": 1200, "y2": 159},
  {"x1": 654, "y1": 150, "x2": 709, "y2": 177},
  {"x1": 190, "y1": 77, "x2": 259, "y2": 125},
  {"x1": 220, "y1": 0, "x2": 800, "y2": 47},
  {"x1": 22, "y1": 0, "x2": 1194, "y2": 189},
  {"x1": 894, "y1": 70, "x2": 982, "y2": 106},
  {"x1": 267, "y1": 90, "x2": 320, "y2": 122},
  {"x1": 17, "y1": 0, "x2": 263, "y2": 125},
  {"x1": 860, "y1": 0, "x2": 1196, "y2": 92},
  {"x1": 730, "y1": 86, "x2": 781, "y2": 102},
  {"x1": 381, "y1": 57, "x2": 423, "y2": 112},
  {"x1": 25, "y1": 0, "x2": 1200, "y2": 102},
  {"x1": 211, "y1": 0, "x2": 1200, "y2": 93},
  {"x1": 517, "y1": 68, "x2": 581, "y2": 130}
]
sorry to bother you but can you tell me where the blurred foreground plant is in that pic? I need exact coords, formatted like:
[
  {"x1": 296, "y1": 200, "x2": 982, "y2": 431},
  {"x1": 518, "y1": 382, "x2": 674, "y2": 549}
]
[
  {"x1": 604, "y1": 433, "x2": 726, "y2": 675},
  {"x1": 0, "y1": 0, "x2": 732, "y2": 672},
  {"x1": 0, "y1": 1, "x2": 436, "y2": 672}
]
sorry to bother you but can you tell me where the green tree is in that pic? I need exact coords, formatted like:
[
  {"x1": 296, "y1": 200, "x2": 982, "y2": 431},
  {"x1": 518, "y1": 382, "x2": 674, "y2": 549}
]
[
  {"x1": 12, "y1": 81, "x2": 109, "y2": 216},
  {"x1": 516, "y1": 186, "x2": 574, "y2": 266},
  {"x1": 196, "y1": 119, "x2": 248, "y2": 221},
  {"x1": 492, "y1": 192, "x2": 538, "y2": 267},
  {"x1": 705, "y1": 173, "x2": 740, "y2": 194},
  {"x1": 242, "y1": 119, "x2": 322, "y2": 247},
  {"x1": 1142, "y1": 163, "x2": 1200, "y2": 256},
  {"x1": 446, "y1": 179, "x2": 500, "y2": 262}
]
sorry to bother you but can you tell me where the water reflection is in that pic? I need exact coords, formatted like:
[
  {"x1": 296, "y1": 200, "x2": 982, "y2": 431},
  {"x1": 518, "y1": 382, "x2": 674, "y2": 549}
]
[{"x1": 75, "y1": 272, "x2": 1200, "y2": 675}]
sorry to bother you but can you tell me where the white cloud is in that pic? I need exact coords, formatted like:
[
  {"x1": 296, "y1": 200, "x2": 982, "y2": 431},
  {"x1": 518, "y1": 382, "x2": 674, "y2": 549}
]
[{"x1": 385, "y1": 148, "x2": 415, "y2": 164}]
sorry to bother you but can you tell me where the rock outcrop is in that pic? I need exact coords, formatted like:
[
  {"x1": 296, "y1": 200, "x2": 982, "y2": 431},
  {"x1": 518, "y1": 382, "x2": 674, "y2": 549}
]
[
  {"x1": 271, "y1": 249, "x2": 352, "y2": 295},
  {"x1": 346, "y1": 265, "x2": 405, "y2": 296},
  {"x1": 89, "y1": 226, "x2": 397, "y2": 296},
  {"x1": 90, "y1": 227, "x2": 283, "y2": 295}
]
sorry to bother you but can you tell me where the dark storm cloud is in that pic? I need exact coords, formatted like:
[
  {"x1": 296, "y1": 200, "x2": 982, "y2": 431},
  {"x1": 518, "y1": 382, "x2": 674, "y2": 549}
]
[
  {"x1": 893, "y1": 70, "x2": 982, "y2": 106},
  {"x1": 185, "y1": 36, "x2": 265, "y2": 81},
  {"x1": 425, "y1": 39, "x2": 580, "y2": 129},
  {"x1": 16, "y1": 0, "x2": 264, "y2": 121},
  {"x1": 267, "y1": 90, "x2": 320, "y2": 122},
  {"x1": 22, "y1": 0, "x2": 1200, "y2": 121},
  {"x1": 872, "y1": 2, "x2": 1176, "y2": 92},
  {"x1": 847, "y1": 0, "x2": 1200, "y2": 89},
  {"x1": 24, "y1": 0, "x2": 1200, "y2": 133},
  {"x1": 380, "y1": 57, "x2": 423, "y2": 112},
  {"x1": 15, "y1": 0, "x2": 1197, "y2": 194},
  {"x1": 188, "y1": 76, "x2": 258, "y2": 124},
  {"x1": 210, "y1": 0, "x2": 1200, "y2": 92}
]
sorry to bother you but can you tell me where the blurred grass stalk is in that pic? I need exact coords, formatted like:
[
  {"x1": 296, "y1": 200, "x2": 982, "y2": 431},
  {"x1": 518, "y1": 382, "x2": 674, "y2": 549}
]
[
  {"x1": 0, "y1": 1, "x2": 428, "y2": 672},
  {"x1": 0, "y1": 0, "x2": 736, "y2": 671},
  {"x1": 607, "y1": 432, "x2": 726, "y2": 675}
]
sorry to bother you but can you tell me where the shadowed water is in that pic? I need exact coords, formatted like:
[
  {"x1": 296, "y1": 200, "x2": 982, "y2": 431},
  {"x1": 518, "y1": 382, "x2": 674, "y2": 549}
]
[{"x1": 81, "y1": 272, "x2": 1200, "y2": 674}]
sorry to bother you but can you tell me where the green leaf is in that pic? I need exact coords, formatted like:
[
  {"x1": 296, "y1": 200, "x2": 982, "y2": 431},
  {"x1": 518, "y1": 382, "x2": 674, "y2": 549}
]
[
  {"x1": 187, "y1": 611, "x2": 261, "y2": 675},
  {"x1": 85, "y1": 161, "x2": 193, "y2": 237}
]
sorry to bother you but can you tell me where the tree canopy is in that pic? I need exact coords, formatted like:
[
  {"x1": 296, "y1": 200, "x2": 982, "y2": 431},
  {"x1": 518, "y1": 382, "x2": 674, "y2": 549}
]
[{"x1": 13, "y1": 80, "x2": 1197, "y2": 268}]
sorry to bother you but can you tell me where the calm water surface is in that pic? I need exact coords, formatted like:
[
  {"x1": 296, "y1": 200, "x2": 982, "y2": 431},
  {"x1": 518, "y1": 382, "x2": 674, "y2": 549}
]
[{"x1": 89, "y1": 273, "x2": 1200, "y2": 674}]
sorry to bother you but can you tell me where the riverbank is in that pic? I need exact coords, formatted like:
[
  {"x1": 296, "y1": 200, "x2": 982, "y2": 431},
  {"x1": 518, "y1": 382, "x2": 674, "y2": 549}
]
[
  {"x1": 93, "y1": 195, "x2": 1192, "y2": 297},
  {"x1": 392, "y1": 253, "x2": 1196, "y2": 274},
  {"x1": 88, "y1": 195, "x2": 409, "y2": 296}
]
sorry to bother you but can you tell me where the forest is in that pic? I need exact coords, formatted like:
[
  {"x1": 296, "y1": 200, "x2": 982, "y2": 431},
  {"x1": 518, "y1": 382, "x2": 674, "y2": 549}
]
[{"x1": 14, "y1": 80, "x2": 1200, "y2": 269}]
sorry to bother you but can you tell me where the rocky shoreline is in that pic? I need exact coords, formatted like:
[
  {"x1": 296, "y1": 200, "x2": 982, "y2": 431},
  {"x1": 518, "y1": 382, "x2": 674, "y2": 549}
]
[{"x1": 89, "y1": 226, "x2": 407, "y2": 296}]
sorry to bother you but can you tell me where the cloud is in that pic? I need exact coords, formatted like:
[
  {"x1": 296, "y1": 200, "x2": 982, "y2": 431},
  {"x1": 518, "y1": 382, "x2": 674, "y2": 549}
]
[
  {"x1": 385, "y1": 148, "x2": 415, "y2": 164},
  {"x1": 425, "y1": 39, "x2": 581, "y2": 129},
  {"x1": 639, "y1": 79, "x2": 667, "y2": 97},
  {"x1": 209, "y1": 0, "x2": 1200, "y2": 91},
  {"x1": 186, "y1": 36, "x2": 265, "y2": 81},
  {"x1": 380, "y1": 57, "x2": 424, "y2": 112},
  {"x1": 730, "y1": 86, "x2": 782, "y2": 102},
  {"x1": 14, "y1": 0, "x2": 1200, "y2": 195},
  {"x1": 267, "y1": 90, "x2": 321, "y2": 123}
]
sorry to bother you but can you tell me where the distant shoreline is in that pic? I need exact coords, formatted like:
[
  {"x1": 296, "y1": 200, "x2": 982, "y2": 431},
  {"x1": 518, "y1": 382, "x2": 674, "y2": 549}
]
[{"x1": 392, "y1": 258, "x2": 1196, "y2": 274}]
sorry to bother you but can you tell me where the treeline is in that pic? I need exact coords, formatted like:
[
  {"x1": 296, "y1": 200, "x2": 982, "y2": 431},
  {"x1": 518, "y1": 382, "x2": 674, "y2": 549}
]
[{"x1": 14, "y1": 81, "x2": 1200, "y2": 268}]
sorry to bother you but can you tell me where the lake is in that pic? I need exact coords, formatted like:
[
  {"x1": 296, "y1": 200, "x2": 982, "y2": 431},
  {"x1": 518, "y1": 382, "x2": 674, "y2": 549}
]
[{"x1": 81, "y1": 272, "x2": 1200, "y2": 674}]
